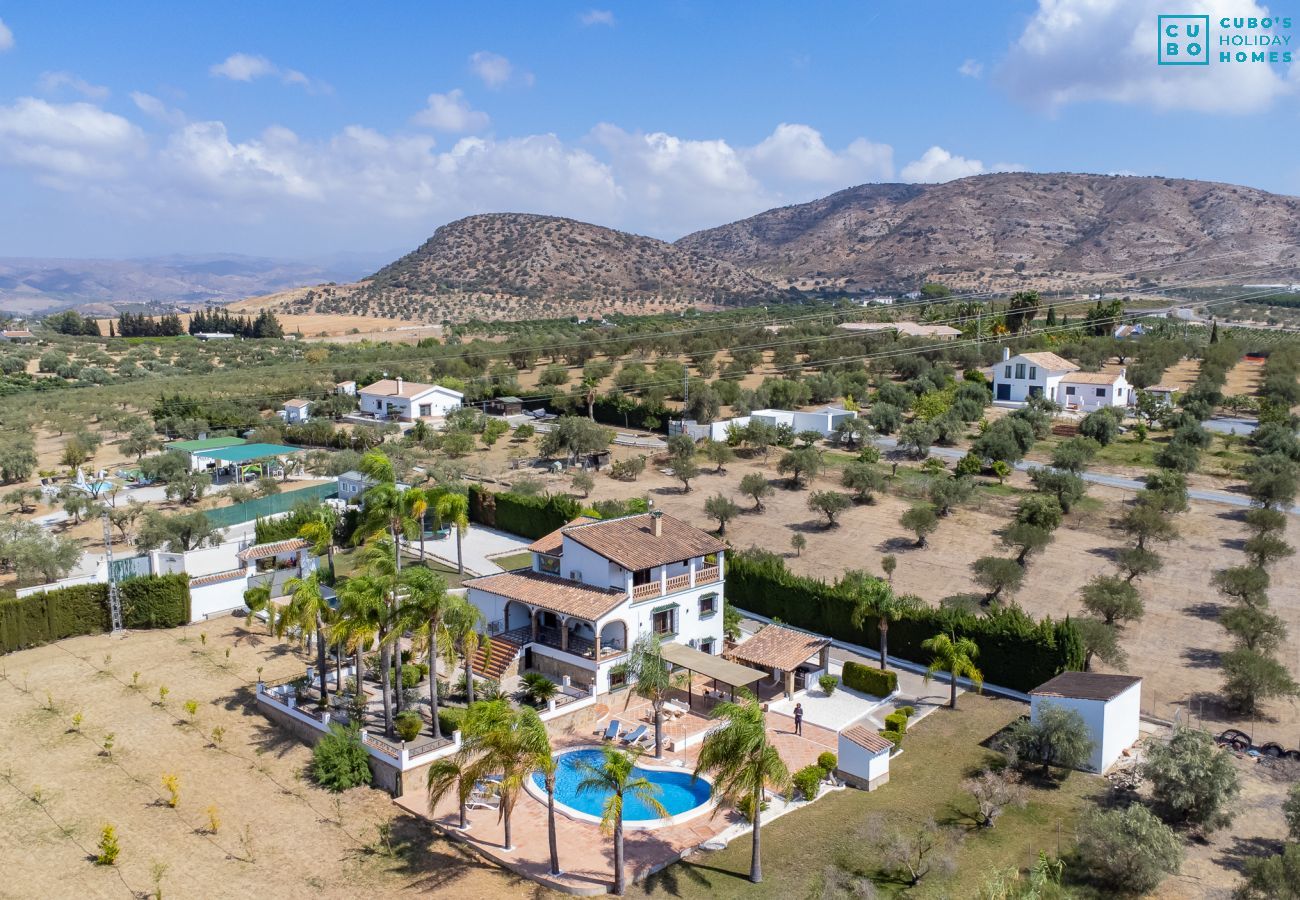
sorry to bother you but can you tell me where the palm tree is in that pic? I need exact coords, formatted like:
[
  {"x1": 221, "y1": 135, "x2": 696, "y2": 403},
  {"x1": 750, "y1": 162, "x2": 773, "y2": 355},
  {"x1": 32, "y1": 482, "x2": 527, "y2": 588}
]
[
  {"x1": 355, "y1": 537, "x2": 409, "y2": 720},
  {"x1": 242, "y1": 584, "x2": 273, "y2": 634},
  {"x1": 331, "y1": 571, "x2": 393, "y2": 734},
  {"x1": 397, "y1": 565, "x2": 452, "y2": 739},
  {"x1": 280, "y1": 571, "x2": 333, "y2": 707},
  {"x1": 693, "y1": 690, "x2": 790, "y2": 884},
  {"x1": 575, "y1": 745, "x2": 667, "y2": 894},
  {"x1": 356, "y1": 450, "x2": 426, "y2": 576},
  {"x1": 538, "y1": 746, "x2": 562, "y2": 877},
  {"x1": 921, "y1": 632, "x2": 983, "y2": 710},
  {"x1": 426, "y1": 754, "x2": 475, "y2": 831},
  {"x1": 459, "y1": 699, "x2": 551, "y2": 853},
  {"x1": 434, "y1": 490, "x2": 470, "y2": 574},
  {"x1": 843, "y1": 571, "x2": 918, "y2": 672},
  {"x1": 297, "y1": 504, "x2": 339, "y2": 581},
  {"x1": 612, "y1": 634, "x2": 685, "y2": 759},
  {"x1": 443, "y1": 595, "x2": 487, "y2": 705}
]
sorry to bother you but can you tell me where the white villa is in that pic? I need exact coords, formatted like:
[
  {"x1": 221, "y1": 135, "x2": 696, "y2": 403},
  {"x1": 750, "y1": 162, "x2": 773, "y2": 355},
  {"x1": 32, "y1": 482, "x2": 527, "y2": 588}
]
[
  {"x1": 673, "y1": 406, "x2": 857, "y2": 442},
  {"x1": 358, "y1": 378, "x2": 463, "y2": 422},
  {"x1": 992, "y1": 348, "x2": 1132, "y2": 411},
  {"x1": 281, "y1": 398, "x2": 311, "y2": 424},
  {"x1": 462, "y1": 511, "x2": 726, "y2": 693}
]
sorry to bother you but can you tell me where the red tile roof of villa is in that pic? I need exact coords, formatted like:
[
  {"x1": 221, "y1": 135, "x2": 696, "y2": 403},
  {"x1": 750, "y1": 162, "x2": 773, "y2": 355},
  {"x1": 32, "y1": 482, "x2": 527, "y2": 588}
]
[
  {"x1": 237, "y1": 538, "x2": 309, "y2": 562},
  {"x1": 728, "y1": 623, "x2": 831, "y2": 672},
  {"x1": 526, "y1": 517, "x2": 598, "y2": 556},
  {"x1": 189, "y1": 568, "x2": 246, "y2": 588},
  {"x1": 464, "y1": 569, "x2": 627, "y2": 620},
  {"x1": 842, "y1": 725, "x2": 893, "y2": 754},
  {"x1": 563, "y1": 513, "x2": 725, "y2": 571},
  {"x1": 1061, "y1": 371, "x2": 1123, "y2": 384},
  {"x1": 1018, "y1": 351, "x2": 1079, "y2": 372}
]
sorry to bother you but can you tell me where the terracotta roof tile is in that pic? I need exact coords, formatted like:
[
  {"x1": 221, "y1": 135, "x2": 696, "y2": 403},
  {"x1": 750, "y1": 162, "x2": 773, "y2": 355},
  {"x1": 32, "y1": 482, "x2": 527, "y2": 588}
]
[
  {"x1": 842, "y1": 725, "x2": 893, "y2": 754},
  {"x1": 189, "y1": 568, "x2": 246, "y2": 588},
  {"x1": 1032, "y1": 672, "x2": 1141, "y2": 702},
  {"x1": 464, "y1": 570, "x2": 626, "y2": 621},
  {"x1": 526, "y1": 517, "x2": 598, "y2": 556},
  {"x1": 728, "y1": 624, "x2": 830, "y2": 672},
  {"x1": 359, "y1": 378, "x2": 462, "y2": 399},
  {"x1": 237, "y1": 538, "x2": 309, "y2": 562},
  {"x1": 1017, "y1": 351, "x2": 1079, "y2": 372},
  {"x1": 1061, "y1": 371, "x2": 1123, "y2": 385},
  {"x1": 563, "y1": 513, "x2": 724, "y2": 571}
]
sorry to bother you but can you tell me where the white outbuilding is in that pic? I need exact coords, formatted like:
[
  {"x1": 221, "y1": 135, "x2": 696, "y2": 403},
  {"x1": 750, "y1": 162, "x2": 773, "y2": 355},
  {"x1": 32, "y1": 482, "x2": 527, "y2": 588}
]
[
  {"x1": 1030, "y1": 672, "x2": 1142, "y2": 773},
  {"x1": 837, "y1": 721, "x2": 893, "y2": 791}
]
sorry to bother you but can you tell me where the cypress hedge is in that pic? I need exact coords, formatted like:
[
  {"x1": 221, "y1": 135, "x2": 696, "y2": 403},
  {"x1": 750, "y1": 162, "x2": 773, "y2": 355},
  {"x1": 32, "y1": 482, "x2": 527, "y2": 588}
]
[
  {"x1": 842, "y1": 660, "x2": 897, "y2": 696},
  {"x1": 727, "y1": 550, "x2": 1082, "y2": 693},
  {"x1": 467, "y1": 485, "x2": 583, "y2": 540},
  {"x1": 1, "y1": 574, "x2": 191, "y2": 654}
]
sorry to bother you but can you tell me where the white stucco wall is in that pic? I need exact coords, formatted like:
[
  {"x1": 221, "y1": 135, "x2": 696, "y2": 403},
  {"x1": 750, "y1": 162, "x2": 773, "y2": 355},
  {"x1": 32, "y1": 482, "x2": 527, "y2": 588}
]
[
  {"x1": 1060, "y1": 374, "x2": 1132, "y2": 411},
  {"x1": 190, "y1": 578, "x2": 247, "y2": 621},
  {"x1": 992, "y1": 356, "x2": 1070, "y2": 404},
  {"x1": 838, "y1": 733, "x2": 889, "y2": 788},
  {"x1": 559, "y1": 540, "x2": 623, "y2": 588},
  {"x1": 1030, "y1": 684, "x2": 1140, "y2": 773}
]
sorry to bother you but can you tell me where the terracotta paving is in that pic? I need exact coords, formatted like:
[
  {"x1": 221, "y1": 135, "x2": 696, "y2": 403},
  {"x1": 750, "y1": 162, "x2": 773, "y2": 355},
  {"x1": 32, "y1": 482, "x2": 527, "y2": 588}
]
[{"x1": 395, "y1": 679, "x2": 841, "y2": 894}]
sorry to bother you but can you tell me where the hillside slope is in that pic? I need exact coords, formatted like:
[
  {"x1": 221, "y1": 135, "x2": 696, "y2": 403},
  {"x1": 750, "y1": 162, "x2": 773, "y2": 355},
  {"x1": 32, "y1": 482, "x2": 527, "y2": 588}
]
[{"x1": 675, "y1": 173, "x2": 1300, "y2": 291}]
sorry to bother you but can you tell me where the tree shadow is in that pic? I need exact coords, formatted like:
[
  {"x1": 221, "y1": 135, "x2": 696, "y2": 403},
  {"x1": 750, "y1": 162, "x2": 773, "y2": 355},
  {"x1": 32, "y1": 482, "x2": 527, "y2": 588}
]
[
  {"x1": 1181, "y1": 647, "x2": 1222, "y2": 669},
  {"x1": 1213, "y1": 835, "x2": 1284, "y2": 875},
  {"x1": 1220, "y1": 537, "x2": 1247, "y2": 553},
  {"x1": 877, "y1": 536, "x2": 919, "y2": 553},
  {"x1": 1085, "y1": 546, "x2": 1119, "y2": 563},
  {"x1": 1182, "y1": 601, "x2": 1222, "y2": 621},
  {"x1": 1215, "y1": 509, "x2": 1247, "y2": 523}
]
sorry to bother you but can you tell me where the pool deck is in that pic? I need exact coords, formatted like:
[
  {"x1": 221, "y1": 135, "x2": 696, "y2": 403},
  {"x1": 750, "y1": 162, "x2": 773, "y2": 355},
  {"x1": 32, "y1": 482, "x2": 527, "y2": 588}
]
[{"x1": 394, "y1": 682, "x2": 840, "y2": 894}]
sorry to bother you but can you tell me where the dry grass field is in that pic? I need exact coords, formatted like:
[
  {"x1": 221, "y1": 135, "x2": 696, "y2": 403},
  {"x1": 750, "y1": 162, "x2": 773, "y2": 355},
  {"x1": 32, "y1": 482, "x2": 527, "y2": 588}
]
[{"x1": 0, "y1": 619, "x2": 537, "y2": 900}]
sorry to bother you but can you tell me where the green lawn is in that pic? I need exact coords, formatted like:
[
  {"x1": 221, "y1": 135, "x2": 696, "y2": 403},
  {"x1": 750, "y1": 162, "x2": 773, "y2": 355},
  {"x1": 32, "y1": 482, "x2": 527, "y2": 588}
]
[
  {"x1": 489, "y1": 551, "x2": 533, "y2": 571},
  {"x1": 629, "y1": 694, "x2": 1096, "y2": 899}
]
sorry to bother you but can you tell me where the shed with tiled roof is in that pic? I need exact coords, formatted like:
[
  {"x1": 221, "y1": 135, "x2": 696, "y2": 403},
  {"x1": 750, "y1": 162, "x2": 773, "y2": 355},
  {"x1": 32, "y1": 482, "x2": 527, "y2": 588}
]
[
  {"x1": 838, "y1": 719, "x2": 892, "y2": 791},
  {"x1": 1030, "y1": 672, "x2": 1142, "y2": 773},
  {"x1": 727, "y1": 623, "x2": 831, "y2": 699}
]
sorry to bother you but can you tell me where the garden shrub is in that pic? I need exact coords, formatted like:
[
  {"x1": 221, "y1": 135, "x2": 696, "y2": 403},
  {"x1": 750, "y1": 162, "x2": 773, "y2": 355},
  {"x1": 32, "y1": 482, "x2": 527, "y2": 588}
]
[
  {"x1": 842, "y1": 660, "x2": 898, "y2": 697},
  {"x1": 438, "y1": 706, "x2": 467, "y2": 735},
  {"x1": 312, "y1": 724, "x2": 372, "y2": 791},
  {"x1": 817, "y1": 752, "x2": 838, "y2": 773},
  {"x1": 727, "y1": 551, "x2": 1082, "y2": 692},
  {"x1": 884, "y1": 711, "x2": 909, "y2": 735},
  {"x1": 897, "y1": 705, "x2": 915, "y2": 718},
  {"x1": 395, "y1": 711, "x2": 423, "y2": 742},
  {"x1": 818, "y1": 674, "x2": 839, "y2": 696},
  {"x1": 879, "y1": 729, "x2": 903, "y2": 749},
  {"x1": 793, "y1": 764, "x2": 824, "y2": 801},
  {"x1": 467, "y1": 484, "x2": 582, "y2": 539}
]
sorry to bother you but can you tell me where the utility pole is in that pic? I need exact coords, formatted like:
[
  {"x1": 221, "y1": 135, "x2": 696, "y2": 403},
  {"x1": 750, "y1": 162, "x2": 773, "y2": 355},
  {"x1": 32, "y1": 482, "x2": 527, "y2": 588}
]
[{"x1": 103, "y1": 513, "x2": 123, "y2": 635}]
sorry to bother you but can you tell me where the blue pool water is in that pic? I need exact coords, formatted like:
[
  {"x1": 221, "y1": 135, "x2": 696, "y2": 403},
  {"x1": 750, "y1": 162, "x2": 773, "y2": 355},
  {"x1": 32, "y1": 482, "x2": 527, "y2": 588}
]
[{"x1": 533, "y1": 747, "x2": 712, "y2": 823}]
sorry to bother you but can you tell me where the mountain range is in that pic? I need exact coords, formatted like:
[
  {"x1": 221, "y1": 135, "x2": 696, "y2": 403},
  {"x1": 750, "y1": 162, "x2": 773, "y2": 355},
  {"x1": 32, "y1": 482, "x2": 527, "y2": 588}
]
[{"x1": 8, "y1": 173, "x2": 1300, "y2": 322}]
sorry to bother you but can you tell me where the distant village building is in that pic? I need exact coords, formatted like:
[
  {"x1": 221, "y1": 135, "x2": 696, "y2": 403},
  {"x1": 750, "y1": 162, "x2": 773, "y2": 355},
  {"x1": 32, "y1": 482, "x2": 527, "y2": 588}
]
[
  {"x1": 357, "y1": 378, "x2": 463, "y2": 422},
  {"x1": 280, "y1": 399, "x2": 310, "y2": 425},
  {"x1": 488, "y1": 396, "x2": 524, "y2": 416},
  {"x1": 335, "y1": 380, "x2": 357, "y2": 396},
  {"x1": 0, "y1": 329, "x2": 35, "y2": 342},
  {"x1": 193, "y1": 332, "x2": 235, "y2": 341}
]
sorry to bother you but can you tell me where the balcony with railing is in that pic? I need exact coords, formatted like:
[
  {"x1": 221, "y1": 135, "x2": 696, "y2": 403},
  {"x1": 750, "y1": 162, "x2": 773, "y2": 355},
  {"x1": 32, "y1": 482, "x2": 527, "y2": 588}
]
[{"x1": 629, "y1": 564, "x2": 721, "y2": 602}]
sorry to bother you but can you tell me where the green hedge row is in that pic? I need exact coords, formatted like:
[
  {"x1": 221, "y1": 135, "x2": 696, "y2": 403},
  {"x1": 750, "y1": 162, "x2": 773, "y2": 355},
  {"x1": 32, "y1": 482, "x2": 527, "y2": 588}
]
[
  {"x1": 1, "y1": 574, "x2": 191, "y2": 654},
  {"x1": 842, "y1": 660, "x2": 897, "y2": 697},
  {"x1": 467, "y1": 485, "x2": 582, "y2": 540},
  {"x1": 728, "y1": 551, "x2": 1082, "y2": 693}
]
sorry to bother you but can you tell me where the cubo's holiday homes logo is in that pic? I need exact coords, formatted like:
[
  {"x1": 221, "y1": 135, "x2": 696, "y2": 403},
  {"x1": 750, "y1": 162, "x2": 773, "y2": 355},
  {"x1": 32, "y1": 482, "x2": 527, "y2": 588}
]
[{"x1": 1158, "y1": 13, "x2": 1293, "y2": 65}]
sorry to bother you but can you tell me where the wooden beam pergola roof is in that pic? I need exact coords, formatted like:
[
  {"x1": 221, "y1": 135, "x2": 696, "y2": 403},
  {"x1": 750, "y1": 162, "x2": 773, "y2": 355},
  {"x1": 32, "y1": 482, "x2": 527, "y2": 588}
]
[{"x1": 660, "y1": 641, "x2": 765, "y2": 687}]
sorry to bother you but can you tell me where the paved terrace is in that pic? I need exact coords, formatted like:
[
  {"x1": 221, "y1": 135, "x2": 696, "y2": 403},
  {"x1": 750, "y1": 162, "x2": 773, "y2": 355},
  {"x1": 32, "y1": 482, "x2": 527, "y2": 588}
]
[{"x1": 394, "y1": 674, "x2": 838, "y2": 894}]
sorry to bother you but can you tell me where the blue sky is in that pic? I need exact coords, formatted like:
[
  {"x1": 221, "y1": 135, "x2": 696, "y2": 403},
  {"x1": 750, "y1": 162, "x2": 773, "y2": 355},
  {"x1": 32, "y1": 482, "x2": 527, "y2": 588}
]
[{"x1": 0, "y1": 1, "x2": 1297, "y2": 258}]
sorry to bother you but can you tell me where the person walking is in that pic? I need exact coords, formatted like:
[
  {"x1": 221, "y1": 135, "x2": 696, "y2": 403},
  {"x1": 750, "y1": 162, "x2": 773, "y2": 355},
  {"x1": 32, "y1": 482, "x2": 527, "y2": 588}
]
[{"x1": 793, "y1": 702, "x2": 803, "y2": 736}]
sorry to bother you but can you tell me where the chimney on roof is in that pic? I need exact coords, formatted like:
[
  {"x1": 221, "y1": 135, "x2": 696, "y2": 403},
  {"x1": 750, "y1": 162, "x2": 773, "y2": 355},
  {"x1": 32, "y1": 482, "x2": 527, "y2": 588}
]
[
  {"x1": 1002, "y1": 347, "x2": 1011, "y2": 361},
  {"x1": 395, "y1": 377, "x2": 403, "y2": 395},
  {"x1": 651, "y1": 510, "x2": 663, "y2": 538}
]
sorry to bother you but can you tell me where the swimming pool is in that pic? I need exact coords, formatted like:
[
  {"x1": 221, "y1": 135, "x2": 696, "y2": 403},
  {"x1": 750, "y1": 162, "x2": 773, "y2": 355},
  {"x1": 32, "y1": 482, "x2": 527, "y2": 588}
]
[{"x1": 529, "y1": 746, "x2": 713, "y2": 827}]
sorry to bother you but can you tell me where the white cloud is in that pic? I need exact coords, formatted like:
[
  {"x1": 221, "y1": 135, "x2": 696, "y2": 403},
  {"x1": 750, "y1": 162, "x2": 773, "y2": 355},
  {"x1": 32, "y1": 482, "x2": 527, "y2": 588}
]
[
  {"x1": 900, "y1": 146, "x2": 1024, "y2": 183},
  {"x1": 580, "y1": 9, "x2": 616, "y2": 26},
  {"x1": 37, "y1": 71, "x2": 111, "y2": 101},
  {"x1": 411, "y1": 89, "x2": 489, "y2": 132},
  {"x1": 209, "y1": 53, "x2": 330, "y2": 93},
  {"x1": 958, "y1": 59, "x2": 983, "y2": 79},
  {"x1": 743, "y1": 123, "x2": 893, "y2": 185},
  {"x1": 130, "y1": 91, "x2": 187, "y2": 126},
  {"x1": 0, "y1": 18, "x2": 13, "y2": 53},
  {"x1": 999, "y1": 0, "x2": 1295, "y2": 113},
  {"x1": 210, "y1": 52, "x2": 277, "y2": 82},
  {"x1": 0, "y1": 98, "x2": 144, "y2": 182},
  {"x1": 469, "y1": 51, "x2": 531, "y2": 89}
]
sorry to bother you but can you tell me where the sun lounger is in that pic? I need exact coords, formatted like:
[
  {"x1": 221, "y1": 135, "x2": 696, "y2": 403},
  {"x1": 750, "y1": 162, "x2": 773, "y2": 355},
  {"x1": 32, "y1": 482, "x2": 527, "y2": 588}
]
[
  {"x1": 601, "y1": 719, "x2": 621, "y2": 741},
  {"x1": 620, "y1": 724, "x2": 648, "y2": 745}
]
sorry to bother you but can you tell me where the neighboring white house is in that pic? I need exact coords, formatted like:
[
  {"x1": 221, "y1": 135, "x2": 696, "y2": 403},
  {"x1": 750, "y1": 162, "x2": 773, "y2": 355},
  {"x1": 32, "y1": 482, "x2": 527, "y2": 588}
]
[
  {"x1": 991, "y1": 348, "x2": 1079, "y2": 404},
  {"x1": 357, "y1": 378, "x2": 463, "y2": 422},
  {"x1": 0, "y1": 329, "x2": 36, "y2": 342},
  {"x1": 1030, "y1": 672, "x2": 1142, "y2": 773},
  {"x1": 335, "y1": 380, "x2": 357, "y2": 396},
  {"x1": 462, "y1": 511, "x2": 727, "y2": 694},
  {"x1": 336, "y1": 470, "x2": 409, "y2": 504},
  {"x1": 674, "y1": 406, "x2": 858, "y2": 442},
  {"x1": 1058, "y1": 369, "x2": 1133, "y2": 412},
  {"x1": 1113, "y1": 324, "x2": 1146, "y2": 340},
  {"x1": 281, "y1": 399, "x2": 310, "y2": 424},
  {"x1": 18, "y1": 536, "x2": 319, "y2": 624},
  {"x1": 837, "y1": 721, "x2": 893, "y2": 790},
  {"x1": 164, "y1": 436, "x2": 249, "y2": 472}
]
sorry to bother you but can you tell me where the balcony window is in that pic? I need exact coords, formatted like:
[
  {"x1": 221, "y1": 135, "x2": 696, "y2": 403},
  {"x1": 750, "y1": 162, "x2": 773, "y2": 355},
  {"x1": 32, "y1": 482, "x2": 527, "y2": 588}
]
[
  {"x1": 699, "y1": 592, "x2": 718, "y2": 618},
  {"x1": 652, "y1": 607, "x2": 677, "y2": 636},
  {"x1": 632, "y1": 568, "x2": 653, "y2": 586}
]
